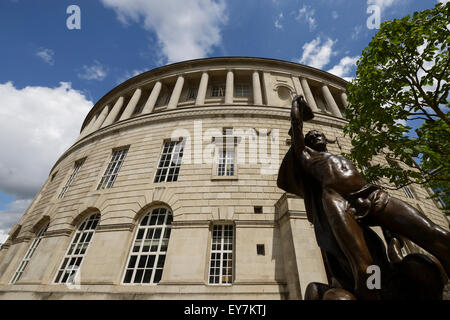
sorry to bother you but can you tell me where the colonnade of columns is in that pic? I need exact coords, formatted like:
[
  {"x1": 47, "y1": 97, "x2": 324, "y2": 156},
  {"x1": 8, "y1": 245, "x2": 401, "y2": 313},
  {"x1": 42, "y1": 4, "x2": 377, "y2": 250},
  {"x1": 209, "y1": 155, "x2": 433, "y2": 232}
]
[{"x1": 79, "y1": 69, "x2": 349, "y2": 138}]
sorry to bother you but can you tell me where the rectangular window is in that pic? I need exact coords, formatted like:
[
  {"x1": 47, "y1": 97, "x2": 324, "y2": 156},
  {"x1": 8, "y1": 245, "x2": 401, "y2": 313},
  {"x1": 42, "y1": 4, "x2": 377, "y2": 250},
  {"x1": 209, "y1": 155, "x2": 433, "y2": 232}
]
[
  {"x1": 211, "y1": 85, "x2": 225, "y2": 97},
  {"x1": 154, "y1": 140, "x2": 185, "y2": 183},
  {"x1": 212, "y1": 128, "x2": 237, "y2": 180},
  {"x1": 208, "y1": 224, "x2": 234, "y2": 284},
  {"x1": 234, "y1": 84, "x2": 250, "y2": 97},
  {"x1": 188, "y1": 88, "x2": 198, "y2": 100},
  {"x1": 156, "y1": 91, "x2": 170, "y2": 107},
  {"x1": 256, "y1": 244, "x2": 265, "y2": 256},
  {"x1": 254, "y1": 206, "x2": 263, "y2": 214},
  {"x1": 218, "y1": 149, "x2": 234, "y2": 176},
  {"x1": 58, "y1": 159, "x2": 85, "y2": 198},
  {"x1": 97, "y1": 148, "x2": 128, "y2": 190}
]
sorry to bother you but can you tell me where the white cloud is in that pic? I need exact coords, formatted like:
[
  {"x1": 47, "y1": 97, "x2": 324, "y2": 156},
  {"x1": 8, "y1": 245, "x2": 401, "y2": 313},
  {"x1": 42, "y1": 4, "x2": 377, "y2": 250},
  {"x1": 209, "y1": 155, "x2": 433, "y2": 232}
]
[
  {"x1": 274, "y1": 12, "x2": 283, "y2": 29},
  {"x1": 295, "y1": 5, "x2": 317, "y2": 31},
  {"x1": 438, "y1": 0, "x2": 449, "y2": 4},
  {"x1": 327, "y1": 56, "x2": 359, "y2": 80},
  {"x1": 78, "y1": 60, "x2": 108, "y2": 81},
  {"x1": 101, "y1": 0, "x2": 228, "y2": 63},
  {"x1": 0, "y1": 82, "x2": 92, "y2": 199},
  {"x1": 0, "y1": 199, "x2": 32, "y2": 244},
  {"x1": 298, "y1": 37, "x2": 336, "y2": 69},
  {"x1": 36, "y1": 47, "x2": 55, "y2": 66},
  {"x1": 331, "y1": 11, "x2": 339, "y2": 20}
]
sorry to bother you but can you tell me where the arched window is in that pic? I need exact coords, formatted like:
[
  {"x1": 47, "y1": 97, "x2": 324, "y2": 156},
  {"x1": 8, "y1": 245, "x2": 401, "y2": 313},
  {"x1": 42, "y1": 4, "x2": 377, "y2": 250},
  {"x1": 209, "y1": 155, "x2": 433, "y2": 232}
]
[
  {"x1": 123, "y1": 207, "x2": 173, "y2": 284},
  {"x1": 10, "y1": 223, "x2": 49, "y2": 284},
  {"x1": 54, "y1": 213, "x2": 100, "y2": 284}
]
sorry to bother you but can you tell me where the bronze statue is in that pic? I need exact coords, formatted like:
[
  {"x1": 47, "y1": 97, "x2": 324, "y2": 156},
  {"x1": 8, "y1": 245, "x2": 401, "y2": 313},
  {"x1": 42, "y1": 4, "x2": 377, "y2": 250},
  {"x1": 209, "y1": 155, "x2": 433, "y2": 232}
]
[{"x1": 277, "y1": 95, "x2": 450, "y2": 300}]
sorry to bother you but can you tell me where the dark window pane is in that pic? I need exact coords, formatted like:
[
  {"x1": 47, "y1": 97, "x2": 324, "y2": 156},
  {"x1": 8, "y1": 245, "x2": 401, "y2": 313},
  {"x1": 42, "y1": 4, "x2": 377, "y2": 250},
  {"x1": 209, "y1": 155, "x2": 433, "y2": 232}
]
[
  {"x1": 157, "y1": 215, "x2": 165, "y2": 225},
  {"x1": 136, "y1": 229, "x2": 145, "y2": 240},
  {"x1": 134, "y1": 269, "x2": 144, "y2": 283},
  {"x1": 164, "y1": 228, "x2": 171, "y2": 238},
  {"x1": 154, "y1": 269, "x2": 162, "y2": 283},
  {"x1": 55, "y1": 271, "x2": 63, "y2": 283},
  {"x1": 143, "y1": 270, "x2": 152, "y2": 283},
  {"x1": 157, "y1": 255, "x2": 166, "y2": 268},
  {"x1": 128, "y1": 255, "x2": 137, "y2": 268},
  {"x1": 147, "y1": 255, "x2": 156, "y2": 268},
  {"x1": 61, "y1": 272, "x2": 70, "y2": 283},
  {"x1": 124, "y1": 270, "x2": 133, "y2": 283}
]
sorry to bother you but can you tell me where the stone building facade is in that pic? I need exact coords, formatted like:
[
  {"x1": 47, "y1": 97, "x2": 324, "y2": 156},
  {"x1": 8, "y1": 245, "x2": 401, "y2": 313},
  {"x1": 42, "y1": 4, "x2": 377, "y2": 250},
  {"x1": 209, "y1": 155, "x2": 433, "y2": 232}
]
[{"x1": 0, "y1": 57, "x2": 447, "y2": 299}]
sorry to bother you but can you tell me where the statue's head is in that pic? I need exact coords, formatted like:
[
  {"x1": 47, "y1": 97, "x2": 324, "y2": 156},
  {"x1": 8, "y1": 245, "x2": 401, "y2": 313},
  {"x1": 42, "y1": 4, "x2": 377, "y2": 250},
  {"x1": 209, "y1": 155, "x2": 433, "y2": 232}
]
[{"x1": 305, "y1": 130, "x2": 327, "y2": 151}]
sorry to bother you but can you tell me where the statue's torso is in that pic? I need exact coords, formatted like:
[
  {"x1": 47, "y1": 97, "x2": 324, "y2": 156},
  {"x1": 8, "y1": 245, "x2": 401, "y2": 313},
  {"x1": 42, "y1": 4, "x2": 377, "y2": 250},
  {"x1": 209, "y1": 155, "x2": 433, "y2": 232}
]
[{"x1": 303, "y1": 148, "x2": 367, "y2": 196}]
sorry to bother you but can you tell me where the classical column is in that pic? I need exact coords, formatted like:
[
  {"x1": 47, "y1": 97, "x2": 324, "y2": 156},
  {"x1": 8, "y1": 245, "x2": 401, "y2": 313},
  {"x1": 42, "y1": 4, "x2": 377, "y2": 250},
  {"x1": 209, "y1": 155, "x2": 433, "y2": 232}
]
[
  {"x1": 119, "y1": 88, "x2": 142, "y2": 121},
  {"x1": 340, "y1": 92, "x2": 349, "y2": 108},
  {"x1": 262, "y1": 72, "x2": 275, "y2": 105},
  {"x1": 168, "y1": 75, "x2": 184, "y2": 109},
  {"x1": 78, "y1": 114, "x2": 97, "y2": 139},
  {"x1": 89, "y1": 105, "x2": 110, "y2": 132},
  {"x1": 225, "y1": 70, "x2": 234, "y2": 104},
  {"x1": 292, "y1": 76, "x2": 305, "y2": 98},
  {"x1": 252, "y1": 71, "x2": 263, "y2": 105},
  {"x1": 299, "y1": 77, "x2": 319, "y2": 112},
  {"x1": 142, "y1": 81, "x2": 162, "y2": 114},
  {"x1": 321, "y1": 85, "x2": 342, "y2": 117},
  {"x1": 195, "y1": 72, "x2": 209, "y2": 106},
  {"x1": 101, "y1": 96, "x2": 124, "y2": 128},
  {"x1": 80, "y1": 115, "x2": 96, "y2": 136}
]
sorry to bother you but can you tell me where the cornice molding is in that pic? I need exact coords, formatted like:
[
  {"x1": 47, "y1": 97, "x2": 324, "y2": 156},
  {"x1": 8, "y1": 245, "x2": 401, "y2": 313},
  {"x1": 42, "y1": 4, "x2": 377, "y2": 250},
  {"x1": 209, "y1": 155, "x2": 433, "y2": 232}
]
[{"x1": 43, "y1": 229, "x2": 73, "y2": 238}]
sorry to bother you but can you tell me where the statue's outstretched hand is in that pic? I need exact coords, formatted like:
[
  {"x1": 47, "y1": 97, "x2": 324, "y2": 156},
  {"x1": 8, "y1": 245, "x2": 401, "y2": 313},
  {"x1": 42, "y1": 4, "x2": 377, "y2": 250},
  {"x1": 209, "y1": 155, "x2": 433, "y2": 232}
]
[
  {"x1": 291, "y1": 95, "x2": 314, "y2": 123},
  {"x1": 291, "y1": 95, "x2": 303, "y2": 124}
]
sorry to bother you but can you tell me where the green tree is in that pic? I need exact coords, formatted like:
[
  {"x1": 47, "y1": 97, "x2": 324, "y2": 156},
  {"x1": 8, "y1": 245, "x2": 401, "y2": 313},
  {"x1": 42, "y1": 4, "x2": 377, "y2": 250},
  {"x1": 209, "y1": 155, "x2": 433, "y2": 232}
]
[{"x1": 344, "y1": 3, "x2": 449, "y2": 215}]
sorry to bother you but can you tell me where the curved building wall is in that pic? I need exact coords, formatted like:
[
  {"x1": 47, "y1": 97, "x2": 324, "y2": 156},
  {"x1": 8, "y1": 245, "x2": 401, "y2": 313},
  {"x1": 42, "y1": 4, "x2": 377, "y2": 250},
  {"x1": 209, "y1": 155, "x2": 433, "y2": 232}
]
[{"x1": 0, "y1": 57, "x2": 447, "y2": 299}]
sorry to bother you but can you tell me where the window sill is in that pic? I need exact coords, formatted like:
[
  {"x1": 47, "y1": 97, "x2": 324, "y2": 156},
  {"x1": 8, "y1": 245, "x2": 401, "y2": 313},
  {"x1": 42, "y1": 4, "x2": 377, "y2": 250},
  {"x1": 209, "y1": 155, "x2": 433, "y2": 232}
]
[{"x1": 211, "y1": 176, "x2": 238, "y2": 181}]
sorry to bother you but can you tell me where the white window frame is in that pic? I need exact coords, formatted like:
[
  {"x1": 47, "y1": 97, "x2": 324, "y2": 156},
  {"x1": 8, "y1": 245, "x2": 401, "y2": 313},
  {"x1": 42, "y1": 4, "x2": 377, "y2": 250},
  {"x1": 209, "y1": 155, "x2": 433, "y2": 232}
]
[
  {"x1": 53, "y1": 213, "x2": 100, "y2": 284},
  {"x1": 154, "y1": 140, "x2": 185, "y2": 183},
  {"x1": 97, "y1": 148, "x2": 128, "y2": 190},
  {"x1": 10, "y1": 223, "x2": 49, "y2": 284},
  {"x1": 58, "y1": 159, "x2": 85, "y2": 198},
  {"x1": 122, "y1": 207, "x2": 173, "y2": 285},
  {"x1": 211, "y1": 129, "x2": 238, "y2": 180},
  {"x1": 217, "y1": 148, "x2": 235, "y2": 177},
  {"x1": 234, "y1": 83, "x2": 250, "y2": 97},
  {"x1": 208, "y1": 224, "x2": 234, "y2": 285}
]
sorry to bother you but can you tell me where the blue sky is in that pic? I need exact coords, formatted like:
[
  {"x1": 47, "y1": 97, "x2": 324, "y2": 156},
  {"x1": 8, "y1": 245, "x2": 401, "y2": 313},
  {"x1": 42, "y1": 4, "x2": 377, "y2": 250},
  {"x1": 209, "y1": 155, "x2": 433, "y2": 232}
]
[{"x1": 0, "y1": 0, "x2": 443, "y2": 242}]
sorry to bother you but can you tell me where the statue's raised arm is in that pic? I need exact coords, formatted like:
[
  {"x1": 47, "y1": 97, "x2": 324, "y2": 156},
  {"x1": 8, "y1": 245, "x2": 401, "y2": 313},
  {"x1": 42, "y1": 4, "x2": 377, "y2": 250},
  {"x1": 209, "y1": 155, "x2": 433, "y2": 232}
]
[{"x1": 289, "y1": 95, "x2": 314, "y2": 160}]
